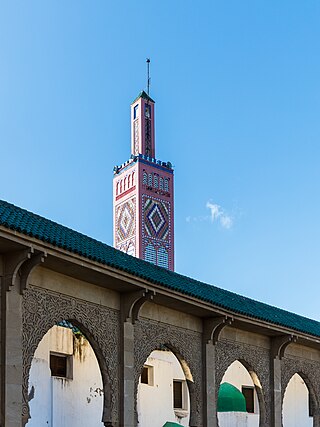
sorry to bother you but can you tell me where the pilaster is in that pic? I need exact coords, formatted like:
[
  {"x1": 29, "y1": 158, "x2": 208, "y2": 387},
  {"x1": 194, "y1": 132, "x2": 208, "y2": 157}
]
[
  {"x1": 203, "y1": 316, "x2": 233, "y2": 427},
  {"x1": 120, "y1": 290, "x2": 154, "y2": 427},
  {"x1": 270, "y1": 335, "x2": 297, "y2": 427}
]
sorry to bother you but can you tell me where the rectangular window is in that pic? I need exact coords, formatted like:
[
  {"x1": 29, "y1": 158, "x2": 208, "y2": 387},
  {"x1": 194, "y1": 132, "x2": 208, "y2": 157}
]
[
  {"x1": 242, "y1": 386, "x2": 254, "y2": 413},
  {"x1": 173, "y1": 380, "x2": 183, "y2": 409},
  {"x1": 145, "y1": 104, "x2": 151, "y2": 119},
  {"x1": 134, "y1": 105, "x2": 139, "y2": 119},
  {"x1": 140, "y1": 365, "x2": 153, "y2": 385},
  {"x1": 50, "y1": 354, "x2": 67, "y2": 378},
  {"x1": 50, "y1": 353, "x2": 72, "y2": 379}
]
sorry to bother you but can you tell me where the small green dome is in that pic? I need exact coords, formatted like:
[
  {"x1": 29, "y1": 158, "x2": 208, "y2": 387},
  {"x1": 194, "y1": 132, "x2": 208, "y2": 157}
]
[
  {"x1": 217, "y1": 382, "x2": 246, "y2": 412},
  {"x1": 162, "y1": 423, "x2": 181, "y2": 427}
]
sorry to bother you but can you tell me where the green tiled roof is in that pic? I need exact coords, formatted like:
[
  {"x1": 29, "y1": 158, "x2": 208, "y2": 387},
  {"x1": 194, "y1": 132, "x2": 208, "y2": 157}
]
[
  {"x1": 0, "y1": 199, "x2": 320, "y2": 338},
  {"x1": 132, "y1": 90, "x2": 155, "y2": 104}
]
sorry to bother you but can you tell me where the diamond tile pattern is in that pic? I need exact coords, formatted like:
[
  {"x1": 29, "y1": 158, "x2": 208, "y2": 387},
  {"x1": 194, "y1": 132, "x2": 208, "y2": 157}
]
[
  {"x1": 0, "y1": 198, "x2": 320, "y2": 338},
  {"x1": 143, "y1": 197, "x2": 169, "y2": 241},
  {"x1": 116, "y1": 198, "x2": 135, "y2": 243}
]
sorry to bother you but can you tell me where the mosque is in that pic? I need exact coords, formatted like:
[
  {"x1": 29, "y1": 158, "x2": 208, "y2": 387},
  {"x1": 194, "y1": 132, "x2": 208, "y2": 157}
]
[{"x1": 0, "y1": 84, "x2": 320, "y2": 427}]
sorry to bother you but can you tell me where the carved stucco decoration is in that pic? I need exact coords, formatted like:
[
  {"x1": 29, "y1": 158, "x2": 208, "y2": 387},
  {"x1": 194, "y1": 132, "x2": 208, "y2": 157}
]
[
  {"x1": 22, "y1": 286, "x2": 120, "y2": 426},
  {"x1": 134, "y1": 318, "x2": 203, "y2": 426},
  {"x1": 281, "y1": 356, "x2": 320, "y2": 426},
  {"x1": 215, "y1": 339, "x2": 270, "y2": 427}
]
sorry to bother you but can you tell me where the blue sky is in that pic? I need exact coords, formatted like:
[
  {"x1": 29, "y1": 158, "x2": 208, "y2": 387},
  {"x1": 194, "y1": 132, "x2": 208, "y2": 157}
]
[{"x1": 1, "y1": 1, "x2": 320, "y2": 319}]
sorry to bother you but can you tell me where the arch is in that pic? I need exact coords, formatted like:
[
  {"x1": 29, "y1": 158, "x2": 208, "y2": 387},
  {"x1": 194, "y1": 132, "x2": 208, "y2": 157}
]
[
  {"x1": 134, "y1": 319, "x2": 202, "y2": 426},
  {"x1": 164, "y1": 178, "x2": 169, "y2": 192},
  {"x1": 143, "y1": 172, "x2": 147, "y2": 185},
  {"x1": 137, "y1": 347, "x2": 191, "y2": 426},
  {"x1": 128, "y1": 174, "x2": 131, "y2": 188},
  {"x1": 158, "y1": 246, "x2": 169, "y2": 269},
  {"x1": 154, "y1": 174, "x2": 158, "y2": 188},
  {"x1": 148, "y1": 173, "x2": 153, "y2": 187},
  {"x1": 217, "y1": 359, "x2": 262, "y2": 427},
  {"x1": 144, "y1": 243, "x2": 156, "y2": 265},
  {"x1": 159, "y1": 177, "x2": 164, "y2": 190},
  {"x1": 132, "y1": 171, "x2": 135, "y2": 185},
  {"x1": 215, "y1": 341, "x2": 269, "y2": 427},
  {"x1": 282, "y1": 371, "x2": 318, "y2": 427},
  {"x1": 22, "y1": 286, "x2": 120, "y2": 426},
  {"x1": 120, "y1": 180, "x2": 123, "y2": 193},
  {"x1": 124, "y1": 177, "x2": 127, "y2": 190},
  {"x1": 28, "y1": 322, "x2": 104, "y2": 426},
  {"x1": 116, "y1": 182, "x2": 119, "y2": 196}
]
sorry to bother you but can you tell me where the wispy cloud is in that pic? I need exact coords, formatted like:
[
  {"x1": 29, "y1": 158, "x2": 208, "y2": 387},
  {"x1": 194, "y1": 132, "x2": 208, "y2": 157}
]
[
  {"x1": 206, "y1": 202, "x2": 233, "y2": 229},
  {"x1": 186, "y1": 201, "x2": 233, "y2": 229}
]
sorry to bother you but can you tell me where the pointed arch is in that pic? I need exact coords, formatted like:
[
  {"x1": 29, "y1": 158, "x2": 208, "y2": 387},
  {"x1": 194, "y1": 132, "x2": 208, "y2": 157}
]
[
  {"x1": 22, "y1": 286, "x2": 120, "y2": 426},
  {"x1": 134, "y1": 318, "x2": 202, "y2": 426}
]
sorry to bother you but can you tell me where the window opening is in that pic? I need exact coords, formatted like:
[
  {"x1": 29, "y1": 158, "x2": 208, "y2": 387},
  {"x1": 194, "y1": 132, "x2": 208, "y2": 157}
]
[
  {"x1": 148, "y1": 173, "x2": 152, "y2": 187},
  {"x1": 159, "y1": 177, "x2": 164, "y2": 190},
  {"x1": 141, "y1": 365, "x2": 153, "y2": 385},
  {"x1": 134, "y1": 105, "x2": 139, "y2": 119},
  {"x1": 164, "y1": 178, "x2": 169, "y2": 192},
  {"x1": 145, "y1": 244, "x2": 156, "y2": 265},
  {"x1": 154, "y1": 174, "x2": 158, "y2": 188},
  {"x1": 173, "y1": 380, "x2": 183, "y2": 409},
  {"x1": 242, "y1": 386, "x2": 254, "y2": 413},
  {"x1": 143, "y1": 172, "x2": 147, "y2": 185},
  {"x1": 50, "y1": 354, "x2": 68, "y2": 378}
]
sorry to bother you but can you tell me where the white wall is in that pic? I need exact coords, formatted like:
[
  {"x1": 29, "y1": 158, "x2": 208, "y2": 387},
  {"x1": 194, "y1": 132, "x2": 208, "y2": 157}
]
[
  {"x1": 137, "y1": 350, "x2": 190, "y2": 427},
  {"x1": 282, "y1": 373, "x2": 313, "y2": 427},
  {"x1": 28, "y1": 325, "x2": 103, "y2": 427},
  {"x1": 218, "y1": 360, "x2": 259, "y2": 427}
]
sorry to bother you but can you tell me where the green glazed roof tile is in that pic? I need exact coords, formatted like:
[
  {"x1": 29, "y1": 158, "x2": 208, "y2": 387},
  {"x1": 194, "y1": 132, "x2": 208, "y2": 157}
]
[{"x1": 0, "y1": 199, "x2": 320, "y2": 338}]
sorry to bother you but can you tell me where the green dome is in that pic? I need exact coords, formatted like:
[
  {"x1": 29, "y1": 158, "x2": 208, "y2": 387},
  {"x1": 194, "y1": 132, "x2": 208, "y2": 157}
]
[
  {"x1": 217, "y1": 382, "x2": 246, "y2": 412},
  {"x1": 162, "y1": 423, "x2": 181, "y2": 427}
]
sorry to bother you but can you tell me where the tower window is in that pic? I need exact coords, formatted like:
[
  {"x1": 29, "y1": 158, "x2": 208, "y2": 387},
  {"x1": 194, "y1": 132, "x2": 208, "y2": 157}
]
[
  {"x1": 154, "y1": 175, "x2": 158, "y2": 188},
  {"x1": 242, "y1": 386, "x2": 254, "y2": 413},
  {"x1": 158, "y1": 247, "x2": 169, "y2": 269},
  {"x1": 145, "y1": 104, "x2": 151, "y2": 119},
  {"x1": 145, "y1": 244, "x2": 156, "y2": 265},
  {"x1": 148, "y1": 173, "x2": 152, "y2": 187},
  {"x1": 134, "y1": 104, "x2": 139, "y2": 119},
  {"x1": 164, "y1": 178, "x2": 169, "y2": 192},
  {"x1": 159, "y1": 178, "x2": 164, "y2": 190},
  {"x1": 143, "y1": 172, "x2": 147, "y2": 185}
]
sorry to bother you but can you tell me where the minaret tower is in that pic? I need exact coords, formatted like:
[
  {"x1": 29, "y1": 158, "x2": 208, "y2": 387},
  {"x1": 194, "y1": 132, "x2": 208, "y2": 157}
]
[{"x1": 113, "y1": 61, "x2": 174, "y2": 270}]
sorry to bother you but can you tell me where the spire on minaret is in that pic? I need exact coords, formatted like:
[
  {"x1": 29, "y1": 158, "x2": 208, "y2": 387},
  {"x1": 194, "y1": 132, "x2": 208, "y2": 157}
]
[{"x1": 146, "y1": 58, "x2": 151, "y2": 96}]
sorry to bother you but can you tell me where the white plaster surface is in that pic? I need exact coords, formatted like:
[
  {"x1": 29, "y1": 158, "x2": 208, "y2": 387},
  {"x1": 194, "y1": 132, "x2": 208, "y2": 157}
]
[
  {"x1": 28, "y1": 325, "x2": 103, "y2": 427},
  {"x1": 218, "y1": 360, "x2": 259, "y2": 427},
  {"x1": 137, "y1": 350, "x2": 190, "y2": 427},
  {"x1": 282, "y1": 373, "x2": 313, "y2": 427}
]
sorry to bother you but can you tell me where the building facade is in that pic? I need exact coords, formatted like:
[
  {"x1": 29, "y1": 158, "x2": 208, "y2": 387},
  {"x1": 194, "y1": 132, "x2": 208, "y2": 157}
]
[{"x1": 1, "y1": 199, "x2": 320, "y2": 427}]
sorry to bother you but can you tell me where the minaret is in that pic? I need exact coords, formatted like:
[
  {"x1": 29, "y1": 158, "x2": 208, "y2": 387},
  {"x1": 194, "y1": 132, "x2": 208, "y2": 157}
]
[{"x1": 113, "y1": 66, "x2": 174, "y2": 270}]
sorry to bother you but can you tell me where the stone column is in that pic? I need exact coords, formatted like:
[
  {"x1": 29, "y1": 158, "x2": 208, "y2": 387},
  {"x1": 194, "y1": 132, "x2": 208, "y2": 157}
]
[
  {"x1": 271, "y1": 357, "x2": 282, "y2": 427},
  {"x1": 203, "y1": 341, "x2": 217, "y2": 427},
  {"x1": 203, "y1": 316, "x2": 233, "y2": 427},
  {"x1": 270, "y1": 335, "x2": 296, "y2": 427},
  {"x1": 121, "y1": 320, "x2": 135, "y2": 427},
  {"x1": 120, "y1": 290, "x2": 153, "y2": 427},
  {"x1": 1, "y1": 272, "x2": 23, "y2": 427}
]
